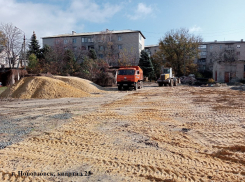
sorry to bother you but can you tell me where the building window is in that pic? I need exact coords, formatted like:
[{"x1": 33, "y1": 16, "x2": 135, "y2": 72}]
[
  {"x1": 237, "y1": 45, "x2": 241, "y2": 48},
  {"x1": 88, "y1": 38, "x2": 93, "y2": 42},
  {"x1": 118, "y1": 36, "x2": 122, "y2": 41},
  {"x1": 64, "y1": 39, "x2": 68, "y2": 44},
  {"x1": 82, "y1": 38, "x2": 88, "y2": 42},
  {"x1": 98, "y1": 54, "x2": 104, "y2": 58},
  {"x1": 55, "y1": 39, "x2": 60, "y2": 44},
  {"x1": 118, "y1": 45, "x2": 122, "y2": 50},
  {"x1": 228, "y1": 44, "x2": 232, "y2": 48},
  {"x1": 81, "y1": 46, "x2": 86, "y2": 50},
  {"x1": 139, "y1": 34, "x2": 142, "y2": 41},
  {"x1": 198, "y1": 45, "x2": 206, "y2": 49},
  {"x1": 237, "y1": 52, "x2": 240, "y2": 56},
  {"x1": 99, "y1": 46, "x2": 104, "y2": 51},
  {"x1": 72, "y1": 38, "x2": 76, "y2": 43},
  {"x1": 209, "y1": 45, "x2": 213, "y2": 50},
  {"x1": 88, "y1": 46, "x2": 94, "y2": 50},
  {"x1": 220, "y1": 45, "x2": 222, "y2": 49}
]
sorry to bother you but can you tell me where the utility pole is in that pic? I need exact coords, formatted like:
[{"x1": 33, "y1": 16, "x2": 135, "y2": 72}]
[{"x1": 24, "y1": 34, "x2": 26, "y2": 69}]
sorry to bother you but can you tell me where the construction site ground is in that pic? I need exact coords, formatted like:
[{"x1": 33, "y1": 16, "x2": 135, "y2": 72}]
[{"x1": 1, "y1": 83, "x2": 245, "y2": 182}]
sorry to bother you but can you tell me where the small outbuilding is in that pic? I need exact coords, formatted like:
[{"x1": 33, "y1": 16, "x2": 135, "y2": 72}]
[{"x1": 213, "y1": 60, "x2": 245, "y2": 83}]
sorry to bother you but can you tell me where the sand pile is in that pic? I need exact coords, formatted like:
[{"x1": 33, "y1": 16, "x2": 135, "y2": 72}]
[
  {"x1": 53, "y1": 76, "x2": 105, "y2": 93},
  {"x1": 0, "y1": 76, "x2": 96, "y2": 99}
]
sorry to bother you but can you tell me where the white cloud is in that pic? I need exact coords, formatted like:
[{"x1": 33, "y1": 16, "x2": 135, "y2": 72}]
[
  {"x1": 189, "y1": 25, "x2": 202, "y2": 33},
  {"x1": 128, "y1": 3, "x2": 153, "y2": 20},
  {"x1": 69, "y1": 0, "x2": 121, "y2": 23},
  {"x1": 0, "y1": 0, "x2": 121, "y2": 45}
]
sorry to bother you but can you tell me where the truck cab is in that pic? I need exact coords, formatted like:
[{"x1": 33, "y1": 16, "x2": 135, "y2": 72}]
[
  {"x1": 117, "y1": 66, "x2": 143, "y2": 90},
  {"x1": 157, "y1": 67, "x2": 179, "y2": 87}
]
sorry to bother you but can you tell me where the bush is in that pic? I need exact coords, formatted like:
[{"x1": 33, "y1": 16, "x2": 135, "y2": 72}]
[
  {"x1": 195, "y1": 72, "x2": 203, "y2": 78},
  {"x1": 207, "y1": 78, "x2": 215, "y2": 83}
]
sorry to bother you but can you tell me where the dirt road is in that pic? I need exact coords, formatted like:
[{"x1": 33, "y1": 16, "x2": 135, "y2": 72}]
[{"x1": 0, "y1": 84, "x2": 245, "y2": 182}]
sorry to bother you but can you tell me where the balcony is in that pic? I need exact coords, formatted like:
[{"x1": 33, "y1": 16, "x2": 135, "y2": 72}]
[{"x1": 226, "y1": 47, "x2": 234, "y2": 51}]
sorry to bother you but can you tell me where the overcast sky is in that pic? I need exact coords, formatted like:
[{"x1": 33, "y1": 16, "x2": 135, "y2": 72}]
[{"x1": 1, "y1": 0, "x2": 245, "y2": 46}]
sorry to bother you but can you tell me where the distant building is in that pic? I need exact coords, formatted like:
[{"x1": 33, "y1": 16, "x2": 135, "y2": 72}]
[
  {"x1": 42, "y1": 29, "x2": 146, "y2": 66},
  {"x1": 144, "y1": 45, "x2": 159, "y2": 57},
  {"x1": 197, "y1": 40, "x2": 245, "y2": 82}
]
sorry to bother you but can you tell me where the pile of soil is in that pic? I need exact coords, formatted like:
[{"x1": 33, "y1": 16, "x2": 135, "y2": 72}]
[
  {"x1": 0, "y1": 76, "x2": 103, "y2": 99},
  {"x1": 53, "y1": 76, "x2": 105, "y2": 93}
]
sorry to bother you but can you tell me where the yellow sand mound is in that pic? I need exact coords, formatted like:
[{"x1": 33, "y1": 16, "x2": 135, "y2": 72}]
[
  {"x1": 0, "y1": 76, "x2": 92, "y2": 99},
  {"x1": 53, "y1": 76, "x2": 105, "y2": 93}
]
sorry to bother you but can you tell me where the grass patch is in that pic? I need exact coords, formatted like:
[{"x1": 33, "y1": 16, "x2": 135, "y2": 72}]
[{"x1": 0, "y1": 87, "x2": 7, "y2": 94}]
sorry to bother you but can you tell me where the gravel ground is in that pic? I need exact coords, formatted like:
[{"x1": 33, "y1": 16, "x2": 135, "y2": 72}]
[
  {"x1": 1, "y1": 83, "x2": 245, "y2": 181},
  {"x1": 0, "y1": 87, "x2": 126, "y2": 150}
]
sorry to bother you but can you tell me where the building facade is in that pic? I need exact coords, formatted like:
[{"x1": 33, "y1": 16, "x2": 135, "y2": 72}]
[
  {"x1": 144, "y1": 45, "x2": 160, "y2": 57},
  {"x1": 197, "y1": 40, "x2": 245, "y2": 82},
  {"x1": 42, "y1": 29, "x2": 145, "y2": 66}
]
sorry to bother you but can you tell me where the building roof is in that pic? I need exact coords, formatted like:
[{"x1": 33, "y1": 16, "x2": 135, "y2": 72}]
[
  {"x1": 145, "y1": 44, "x2": 159, "y2": 48},
  {"x1": 201, "y1": 40, "x2": 244, "y2": 45},
  {"x1": 42, "y1": 29, "x2": 146, "y2": 39}
]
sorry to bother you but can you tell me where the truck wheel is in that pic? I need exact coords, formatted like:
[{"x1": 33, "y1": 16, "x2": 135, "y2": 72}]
[
  {"x1": 158, "y1": 83, "x2": 163, "y2": 87},
  {"x1": 118, "y1": 85, "x2": 122, "y2": 90},
  {"x1": 138, "y1": 82, "x2": 141, "y2": 89},
  {"x1": 173, "y1": 80, "x2": 177, "y2": 86},
  {"x1": 134, "y1": 82, "x2": 138, "y2": 90},
  {"x1": 170, "y1": 80, "x2": 173, "y2": 87},
  {"x1": 164, "y1": 83, "x2": 167, "y2": 86}
]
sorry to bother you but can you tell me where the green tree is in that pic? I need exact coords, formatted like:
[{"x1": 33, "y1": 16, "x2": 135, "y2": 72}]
[
  {"x1": 88, "y1": 49, "x2": 97, "y2": 60},
  {"x1": 63, "y1": 49, "x2": 79, "y2": 75},
  {"x1": 138, "y1": 50, "x2": 154, "y2": 79},
  {"x1": 159, "y1": 28, "x2": 202, "y2": 76},
  {"x1": 27, "y1": 53, "x2": 39, "y2": 73},
  {"x1": 28, "y1": 31, "x2": 41, "y2": 58},
  {"x1": 28, "y1": 53, "x2": 38, "y2": 68},
  {"x1": 151, "y1": 51, "x2": 165, "y2": 79}
]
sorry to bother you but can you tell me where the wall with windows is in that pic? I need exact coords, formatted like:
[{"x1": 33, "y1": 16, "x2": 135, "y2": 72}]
[
  {"x1": 42, "y1": 30, "x2": 146, "y2": 65},
  {"x1": 144, "y1": 45, "x2": 159, "y2": 57}
]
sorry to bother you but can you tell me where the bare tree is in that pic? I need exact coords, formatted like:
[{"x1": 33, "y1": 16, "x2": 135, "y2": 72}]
[
  {"x1": 95, "y1": 29, "x2": 118, "y2": 66},
  {"x1": 159, "y1": 28, "x2": 202, "y2": 76},
  {"x1": 0, "y1": 23, "x2": 24, "y2": 68},
  {"x1": 118, "y1": 47, "x2": 138, "y2": 66}
]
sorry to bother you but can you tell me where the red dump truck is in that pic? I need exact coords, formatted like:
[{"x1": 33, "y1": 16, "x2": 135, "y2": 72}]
[{"x1": 117, "y1": 66, "x2": 143, "y2": 90}]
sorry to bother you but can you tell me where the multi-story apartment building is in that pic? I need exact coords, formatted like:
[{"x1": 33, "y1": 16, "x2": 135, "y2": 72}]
[
  {"x1": 197, "y1": 40, "x2": 245, "y2": 82},
  {"x1": 144, "y1": 45, "x2": 160, "y2": 57},
  {"x1": 42, "y1": 29, "x2": 145, "y2": 66}
]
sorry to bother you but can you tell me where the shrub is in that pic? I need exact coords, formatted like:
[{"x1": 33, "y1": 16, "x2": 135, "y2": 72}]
[{"x1": 207, "y1": 78, "x2": 215, "y2": 83}]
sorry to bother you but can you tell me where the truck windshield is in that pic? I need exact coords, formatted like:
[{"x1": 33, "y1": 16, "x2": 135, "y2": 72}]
[
  {"x1": 163, "y1": 69, "x2": 170, "y2": 74},
  {"x1": 118, "y1": 70, "x2": 135, "y2": 75}
]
